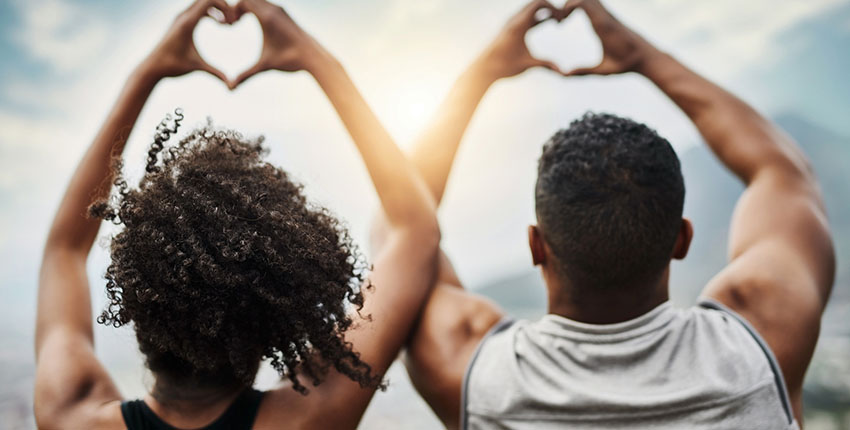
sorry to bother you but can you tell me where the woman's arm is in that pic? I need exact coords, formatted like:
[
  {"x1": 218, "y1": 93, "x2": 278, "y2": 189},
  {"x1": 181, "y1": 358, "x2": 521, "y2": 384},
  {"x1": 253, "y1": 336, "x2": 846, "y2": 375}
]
[
  {"x1": 229, "y1": 1, "x2": 440, "y2": 427},
  {"x1": 371, "y1": 2, "x2": 574, "y2": 427},
  {"x1": 34, "y1": 1, "x2": 231, "y2": 427}
]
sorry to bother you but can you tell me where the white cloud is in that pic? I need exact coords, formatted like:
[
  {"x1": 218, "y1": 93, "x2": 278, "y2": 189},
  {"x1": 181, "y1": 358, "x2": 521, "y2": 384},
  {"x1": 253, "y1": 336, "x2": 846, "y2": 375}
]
[
  {"x1": 10, "y1": 0, "x2": 110, "y2": 73},
  {"x1": 614, "y1": 0, "x2": 846, "y2": 78}
]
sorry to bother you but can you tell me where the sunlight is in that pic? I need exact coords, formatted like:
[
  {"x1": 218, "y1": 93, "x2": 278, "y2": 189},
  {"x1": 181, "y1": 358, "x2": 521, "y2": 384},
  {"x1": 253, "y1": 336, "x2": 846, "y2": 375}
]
[{"x1": 369, "y1": 75, "x2": 446, "y2": 149}]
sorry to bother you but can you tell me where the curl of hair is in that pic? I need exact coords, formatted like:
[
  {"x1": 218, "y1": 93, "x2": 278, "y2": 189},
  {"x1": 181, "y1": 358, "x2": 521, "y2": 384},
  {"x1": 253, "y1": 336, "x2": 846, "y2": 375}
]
[{"x1": 89, "y1": 110, "x2": 381, "y2": 394}]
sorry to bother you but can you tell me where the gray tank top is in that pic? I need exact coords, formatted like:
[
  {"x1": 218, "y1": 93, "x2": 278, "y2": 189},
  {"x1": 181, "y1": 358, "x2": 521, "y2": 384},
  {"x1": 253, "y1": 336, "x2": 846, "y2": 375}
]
[{"x1": 462, "y1": 299, "x2": 798, "y2": 429}]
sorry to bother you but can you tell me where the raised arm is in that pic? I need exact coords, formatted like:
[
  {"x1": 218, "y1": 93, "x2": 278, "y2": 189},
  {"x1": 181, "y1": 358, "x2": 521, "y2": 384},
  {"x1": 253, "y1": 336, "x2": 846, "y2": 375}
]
[
  {"x1": 34, "y1": 1, "x2": 232, "y2": 427},
  {"x1": 567, "y1": 0, "x2": 834, "y2": 420},
  {"x1": 367, "y1": 2, "x2": 576, "y2": 427},
  {"x1": 228, "y1": 1, "x2": 440, "y2": 427}
]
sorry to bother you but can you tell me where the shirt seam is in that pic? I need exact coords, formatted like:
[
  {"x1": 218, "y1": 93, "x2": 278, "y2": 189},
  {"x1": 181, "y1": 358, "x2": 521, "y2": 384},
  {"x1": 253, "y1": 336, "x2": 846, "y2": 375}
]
[{"x1": 466, "y1": 376, "x2": 778, "y2": 422}]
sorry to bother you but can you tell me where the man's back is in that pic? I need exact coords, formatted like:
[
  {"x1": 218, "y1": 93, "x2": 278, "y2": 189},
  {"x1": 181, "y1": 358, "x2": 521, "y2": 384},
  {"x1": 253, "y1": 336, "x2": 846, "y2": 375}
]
[
  {"x1": 463, "y1": 301, "x2": 798, "y2": 429},
  {"x1": 387, "y1": 1, "x2": 833, "y2": 428}
]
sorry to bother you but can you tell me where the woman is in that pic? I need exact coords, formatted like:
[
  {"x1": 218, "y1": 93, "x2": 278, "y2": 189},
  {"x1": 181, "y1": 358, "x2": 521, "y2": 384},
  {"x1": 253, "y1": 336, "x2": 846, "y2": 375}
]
[{"x1": 33, "y1": 0, "x2": 439, "y2": 428}]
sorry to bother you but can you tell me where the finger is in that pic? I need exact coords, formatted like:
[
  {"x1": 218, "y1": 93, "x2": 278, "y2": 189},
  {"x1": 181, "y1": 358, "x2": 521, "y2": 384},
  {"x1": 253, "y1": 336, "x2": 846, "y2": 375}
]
[
  {"x1": 235, "y1": 0, "x2": 269, "y2": 17},
  {"x1": 530, "y1": 0, "x2": 562, "y2": 27},
  {"x1": 233, "y1": 0, "x2": 250, "y2": 21},
  {"x1": 574, "y1": 0, "x2": 611, "y2": 26},
  {"x1": 197, "y1": 60, "x2": 229, "y2": 84},
  {"x1": 187, "y1": 0, "x2": 233, "y2": 24},
  {"x1": 525, "y1": 0, "x2": 559, "y2": 27},
  {"x1": 560, "y1": 0, "x2": 583, "y2": 19},
  {"x1": 565, "y1": 64, "x2": 604, "y2": 76},
  {"x1": 529, "y1": 58, "x2": 565, "y2": 75},
  {"x1": 207, "y1": 0, "x2": 237, "y2": 24},
  {"x1": 229, "y1": 62, "x2": 268, "y2": 90},
  {"x1": 206, "y1": 8, "x2": 227, "y2": 25}
]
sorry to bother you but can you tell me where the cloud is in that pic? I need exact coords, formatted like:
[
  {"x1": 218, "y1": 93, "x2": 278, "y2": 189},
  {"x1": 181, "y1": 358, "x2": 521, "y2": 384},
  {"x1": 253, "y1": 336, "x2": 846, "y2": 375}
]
[
  {"x1": 9, "y1": 0, "x2": 110, "y2": 74},
  {"x1": 617, "y1": 0, "x2": 847, "y2": 78}
]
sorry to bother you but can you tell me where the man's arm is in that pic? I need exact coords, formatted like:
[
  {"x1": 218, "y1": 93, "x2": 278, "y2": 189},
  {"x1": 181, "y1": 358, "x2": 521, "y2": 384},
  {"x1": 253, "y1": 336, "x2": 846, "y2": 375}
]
[
  {"x1": 568, "y1": 0, "x2": 834, "y2": 420},
  {"x1": 369, "y1": 2, "x2": 573, "y2": 427},
  {"x1": 34, "y1": 1, "x2": 232, "y2": 427},
  {"x1": 229, "y1": 1, "x2": 440, "y2": 428}
]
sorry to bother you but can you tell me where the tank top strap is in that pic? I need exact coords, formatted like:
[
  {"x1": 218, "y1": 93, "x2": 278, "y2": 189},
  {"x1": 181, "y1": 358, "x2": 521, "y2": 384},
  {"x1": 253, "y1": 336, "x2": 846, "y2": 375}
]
[
  {"x1": 461, "y1": 317, "x2": 515, "y2": 430},
  {"x1": 698, "y1": 298, "x2": 795, "y2": 426}
]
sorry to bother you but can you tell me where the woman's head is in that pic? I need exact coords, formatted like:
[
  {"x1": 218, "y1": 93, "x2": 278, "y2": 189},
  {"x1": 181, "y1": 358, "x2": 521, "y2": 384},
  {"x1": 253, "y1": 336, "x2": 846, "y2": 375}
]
[{"x1": 90, "y1": 111, "x2": 378, "y2": 394}]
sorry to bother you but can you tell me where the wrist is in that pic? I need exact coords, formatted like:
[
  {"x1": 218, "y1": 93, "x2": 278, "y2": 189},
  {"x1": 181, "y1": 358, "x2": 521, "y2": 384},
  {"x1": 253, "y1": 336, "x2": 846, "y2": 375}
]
[
  {"x1": 468, "y1": 53, "x2": 503, "y2": 86},
  {"x1": 633, "y1": 46, "x2": 671, "y2": 78},
  {"x1": 134, "y1": 57, "x2": 166, "y2": 87},
  {"x1": 302, "y1": 39, "x2": 338, "y2": 77}
]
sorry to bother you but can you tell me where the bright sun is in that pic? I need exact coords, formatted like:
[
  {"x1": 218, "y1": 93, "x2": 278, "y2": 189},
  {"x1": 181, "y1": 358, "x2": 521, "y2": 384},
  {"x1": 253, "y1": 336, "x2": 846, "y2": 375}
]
[{"x1": 369, "y1": 76, "x2": 446, "y2": 149}]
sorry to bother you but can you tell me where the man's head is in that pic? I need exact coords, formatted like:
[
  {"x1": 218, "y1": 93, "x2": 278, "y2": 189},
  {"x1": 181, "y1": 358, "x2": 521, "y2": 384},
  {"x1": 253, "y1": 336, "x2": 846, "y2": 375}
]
[{"x1": 532, "y1": 112, "x2": 689, "y2": 293}]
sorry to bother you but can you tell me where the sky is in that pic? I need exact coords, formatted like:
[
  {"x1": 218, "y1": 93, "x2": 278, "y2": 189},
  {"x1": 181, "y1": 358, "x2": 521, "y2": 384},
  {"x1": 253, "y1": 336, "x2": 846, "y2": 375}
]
[
  {"x1": 0, "y1": 0, "x2": 849, "y2": 416},
  {"x1": 0, "y1": 0, "x2": 848, "y2": 319},
  {"x1": 2, "y1": 0, "x2": 848, "y2": 283}
]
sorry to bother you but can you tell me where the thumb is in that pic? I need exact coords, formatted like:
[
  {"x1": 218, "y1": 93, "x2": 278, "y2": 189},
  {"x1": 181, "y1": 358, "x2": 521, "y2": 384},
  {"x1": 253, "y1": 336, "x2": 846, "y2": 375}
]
[
  {"x1": 530, "y1": 58, "x2": 565, "y2": 75},
  {"x1": 197, "y1": 60, "x2": 229, "y2": 84},
  {"x1": 565, "y1": 65, "x2": 604, "y2": 76},
  {"x1": 229, "y1": 62, "x2": 268, "y2": 90}
]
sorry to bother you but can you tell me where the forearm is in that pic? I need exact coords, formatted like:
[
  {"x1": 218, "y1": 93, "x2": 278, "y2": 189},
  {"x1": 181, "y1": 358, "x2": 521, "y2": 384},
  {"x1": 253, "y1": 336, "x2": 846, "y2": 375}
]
[
  {"x1": 307, "y1": 48, "x2": 437, "y2": 231},
  {"x1": 411, "y1": 59, "x2": 496, "y2": 203},
  {"x1": 638, "y1": 50, "x2": 811, "y2": 184},
  {"x1": 38, "y1": 62, "x2": 160, "y2": 348},
  {"x1": 44, "y1": 63, "x2": 160, "y2": 254}
]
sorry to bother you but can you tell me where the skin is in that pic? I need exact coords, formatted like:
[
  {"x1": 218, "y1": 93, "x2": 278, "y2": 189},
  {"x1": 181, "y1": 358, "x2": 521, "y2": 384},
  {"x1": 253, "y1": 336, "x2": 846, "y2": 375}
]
[
  {"x1": 34, "y1": 0, "x2": 439, "y2": 429},
  {"x1": 390, "y1": 0, "x2": 835, "y2": 428}
]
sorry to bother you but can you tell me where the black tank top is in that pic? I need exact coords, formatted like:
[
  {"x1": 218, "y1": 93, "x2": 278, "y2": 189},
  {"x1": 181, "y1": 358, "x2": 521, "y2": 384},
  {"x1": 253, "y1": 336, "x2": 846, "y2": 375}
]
[{"x1": 121, "y1": 389, "x2": 264, "y2": 430}]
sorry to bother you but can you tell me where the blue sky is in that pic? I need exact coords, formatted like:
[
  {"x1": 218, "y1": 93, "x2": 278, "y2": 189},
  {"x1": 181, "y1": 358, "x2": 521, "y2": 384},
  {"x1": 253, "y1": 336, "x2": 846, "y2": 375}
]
[{"x1": 1, "y1": 0, "x2": 849, "y2": 325}]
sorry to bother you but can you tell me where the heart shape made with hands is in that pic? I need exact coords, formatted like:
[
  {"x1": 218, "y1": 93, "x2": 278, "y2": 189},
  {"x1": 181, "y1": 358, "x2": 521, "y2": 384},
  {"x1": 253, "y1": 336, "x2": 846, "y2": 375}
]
[
  {"x1": 194, "y1": 9, "x2": 263, "y2": 86},
  {"x1": 527, "y1": 8, "x2": 602, "y2": 76}
]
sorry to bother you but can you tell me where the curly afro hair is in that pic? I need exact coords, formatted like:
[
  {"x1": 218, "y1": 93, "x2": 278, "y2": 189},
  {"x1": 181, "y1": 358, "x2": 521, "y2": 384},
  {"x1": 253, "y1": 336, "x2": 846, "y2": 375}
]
[{"x1": 90, "y1": 110, "x2": 380, "y2": 394}]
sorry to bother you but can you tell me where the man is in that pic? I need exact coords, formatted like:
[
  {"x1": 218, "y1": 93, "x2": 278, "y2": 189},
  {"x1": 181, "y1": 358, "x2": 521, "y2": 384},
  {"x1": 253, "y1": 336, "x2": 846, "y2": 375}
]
[{"x1": 372, "y1": 0, "x2": 835, "y2": 428}]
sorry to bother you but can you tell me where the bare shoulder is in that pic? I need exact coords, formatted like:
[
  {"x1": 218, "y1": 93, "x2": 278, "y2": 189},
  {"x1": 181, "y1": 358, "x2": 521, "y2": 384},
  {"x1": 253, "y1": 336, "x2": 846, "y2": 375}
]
[
  {"x1": 702, "y1": 238, "x2": 830, "y2": 417},
  {"x1": 701, "y1": 167, "x2": 834, "y2": 411},
  {"x1": 405, "y1": 282, "x2": 504, "y2": 428},
  {"x1": 255, "y1": 377, "x2": 372, "y2": 429},
  {"x1": 34, "y1": 397, "x2": 124, "y2": 430},
  {"x1": 34, "y1": 328, "x2": 124, "y2": 429}
]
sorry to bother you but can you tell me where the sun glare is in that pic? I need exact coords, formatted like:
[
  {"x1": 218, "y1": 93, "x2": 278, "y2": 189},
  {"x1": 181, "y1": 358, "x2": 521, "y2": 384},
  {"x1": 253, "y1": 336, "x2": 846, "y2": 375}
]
[{"x1": 370, "y1": 76, "x2": 446, "y2": 149}]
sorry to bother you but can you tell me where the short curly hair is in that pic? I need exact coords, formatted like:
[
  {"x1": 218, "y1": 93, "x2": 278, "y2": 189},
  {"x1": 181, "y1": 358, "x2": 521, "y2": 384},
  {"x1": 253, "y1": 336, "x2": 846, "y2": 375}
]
[
  {"x1": 535, "y1": 112, "x2": 685, "y2": 289},
  {"x1": 90, "y1": 111, "x2": 380, "y2": 394}
]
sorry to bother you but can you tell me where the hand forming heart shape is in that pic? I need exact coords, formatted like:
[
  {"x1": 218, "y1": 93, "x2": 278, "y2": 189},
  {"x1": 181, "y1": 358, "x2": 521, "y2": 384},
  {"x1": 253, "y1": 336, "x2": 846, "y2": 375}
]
[
  {"x1": 154, "y1": 0, "x2": 653, "y2": 91},
  {"x1": 145, "y1": 0, "x2": 318, "y2": 90}
]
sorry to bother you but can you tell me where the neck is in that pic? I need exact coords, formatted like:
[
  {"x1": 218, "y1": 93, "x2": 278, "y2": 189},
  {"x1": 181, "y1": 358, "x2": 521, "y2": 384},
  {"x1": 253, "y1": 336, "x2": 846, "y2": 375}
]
[
  {"x1": 149, "y1": 372, "x2": 246, "y2": 412},
  {"x1": 545, "y1": 268, "x2": 670, "y2": 324},
  {"x1": 144, "y1": 376, "x2": 246, "y2": 427}
]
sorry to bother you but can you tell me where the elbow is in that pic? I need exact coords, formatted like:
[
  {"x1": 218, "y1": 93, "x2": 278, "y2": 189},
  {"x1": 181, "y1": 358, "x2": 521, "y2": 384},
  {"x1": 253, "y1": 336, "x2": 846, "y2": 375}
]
[
  {"x1": 762, "y1": 130, "x2": 818, "y2": 184},
  {"x1": 404, "y1": 210, "x2": 442, "y2": 254},
  {"x1": 419, "y1": 213, "x2": 442, "y2": 251},
  {"x1": 400, "y1": 198, "x2": 442, "y2": 249}
]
